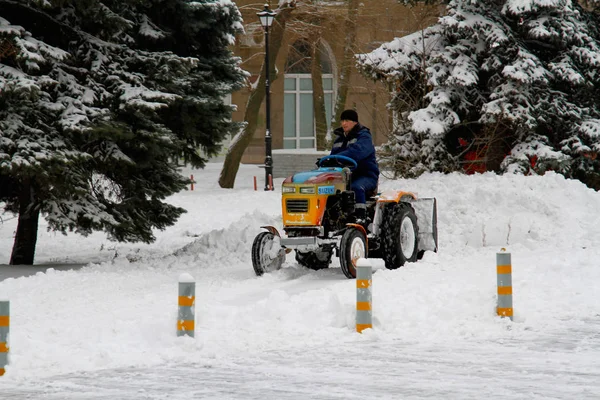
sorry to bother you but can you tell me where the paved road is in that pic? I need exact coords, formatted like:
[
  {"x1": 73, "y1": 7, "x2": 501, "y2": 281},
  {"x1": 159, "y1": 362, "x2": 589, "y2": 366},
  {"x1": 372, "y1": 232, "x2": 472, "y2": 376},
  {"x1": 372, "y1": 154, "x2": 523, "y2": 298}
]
[
  {"x1": 2, "y1": 336, "x2": 599, "y2": 400},
  {"x1": 0, "y1": 263, "x2": 86, "y2": 281}
]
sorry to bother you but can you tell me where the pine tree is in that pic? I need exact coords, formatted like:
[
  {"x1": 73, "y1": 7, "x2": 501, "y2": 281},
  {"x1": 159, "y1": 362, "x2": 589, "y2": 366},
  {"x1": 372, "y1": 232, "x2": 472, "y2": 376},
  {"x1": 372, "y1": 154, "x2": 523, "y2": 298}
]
[
  {"x1": 503, "y1": 0, "x2": 600, "y2": 187},
  {"x1": 358, "y1": 0, "x2": 600, "y2": 187},
  {"x1": 0, "y1": 0, "x2": 245, "y2": 264},
  {"x1": 357, "y1": 25, "x2": 455, "y2": 177}
]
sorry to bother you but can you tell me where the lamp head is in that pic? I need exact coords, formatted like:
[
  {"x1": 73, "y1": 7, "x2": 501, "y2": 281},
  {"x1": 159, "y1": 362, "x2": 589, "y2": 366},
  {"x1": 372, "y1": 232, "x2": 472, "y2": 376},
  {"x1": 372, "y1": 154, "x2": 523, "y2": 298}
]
[{"x1": 257, "y1": 4, "x2": 276, "y2": 28}]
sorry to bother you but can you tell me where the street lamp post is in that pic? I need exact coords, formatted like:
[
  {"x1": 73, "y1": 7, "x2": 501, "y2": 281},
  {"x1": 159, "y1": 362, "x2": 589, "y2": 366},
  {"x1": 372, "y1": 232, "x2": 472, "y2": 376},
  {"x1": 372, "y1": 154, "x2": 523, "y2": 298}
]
[{"x1": 257, "y1": 4, "x2": 276, "y2": 191}]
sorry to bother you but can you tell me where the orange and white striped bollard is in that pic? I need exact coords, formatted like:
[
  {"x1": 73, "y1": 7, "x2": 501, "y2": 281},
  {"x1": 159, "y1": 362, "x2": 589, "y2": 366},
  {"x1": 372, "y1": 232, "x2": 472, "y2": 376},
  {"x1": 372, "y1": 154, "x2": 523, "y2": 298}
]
[
  {"x1": 0, "y1": 301, "x2": 9, "y2": 376},
  {"x1": 356, "y1": 258, "x2": 372, "y2": 333},
  {"x1": 496, "y1": 250, "x2": 513, "y2": 320},
  {"x1": 177, "y1": 274, "x2": 195, "y2": 337}
]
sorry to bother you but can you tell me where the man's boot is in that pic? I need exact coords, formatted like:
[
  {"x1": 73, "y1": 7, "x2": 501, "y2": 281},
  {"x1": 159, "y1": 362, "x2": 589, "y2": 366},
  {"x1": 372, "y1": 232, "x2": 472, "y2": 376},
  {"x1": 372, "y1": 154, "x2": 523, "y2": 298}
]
[{"x1": 354, "y1": 203, "x2": 367, "y2": 224}]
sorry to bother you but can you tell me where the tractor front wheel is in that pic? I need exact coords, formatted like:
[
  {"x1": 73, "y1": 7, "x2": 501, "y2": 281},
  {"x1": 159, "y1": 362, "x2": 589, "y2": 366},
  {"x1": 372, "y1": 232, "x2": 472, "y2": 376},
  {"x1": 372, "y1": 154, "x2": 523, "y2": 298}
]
[
  {"x1": 339, "y1": 227, "x2": 367, "y2": 279},
  {"x1": 252, "y1": 232, "x2": 286, "y2": 276}
]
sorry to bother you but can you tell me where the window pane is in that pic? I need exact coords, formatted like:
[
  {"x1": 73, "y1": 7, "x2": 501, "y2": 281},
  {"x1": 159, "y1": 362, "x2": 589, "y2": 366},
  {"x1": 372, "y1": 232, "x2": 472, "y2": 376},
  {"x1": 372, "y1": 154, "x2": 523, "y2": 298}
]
[
  {"x1": 284, "y1": 78, "x2": 296, "y2": 91},
  {"x1": 323, "y1": 78, "x2": 332, "y2": 91},
  {"x1": 300, "y1": 139, "x2": 315, "y2": 149},
  {"x1": 285, "y1": 41, "x2": 312, "y2": 73},
  {"x1": 299, "y1": 93, "x2": 314, "y2": 137},
  {"x1": 299, "y1": 78, "x2": 312, "y2": 91},
  {"x1": 284, "y1": 139, "x2": 297, "y2": 149},
  {"x1": 284, "y1": 93, "x2": 296, "y2": 137}
]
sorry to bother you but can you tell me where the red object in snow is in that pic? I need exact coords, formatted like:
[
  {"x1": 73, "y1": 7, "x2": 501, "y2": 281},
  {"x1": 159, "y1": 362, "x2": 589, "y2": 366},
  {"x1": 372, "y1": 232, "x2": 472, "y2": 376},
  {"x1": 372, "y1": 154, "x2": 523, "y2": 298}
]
[
  {"x1": 463, "y1": 151, "x2": 486, "y2": 175},
  {"x1": 528, "y1": 155, "x2": 538, "y2": 169}
]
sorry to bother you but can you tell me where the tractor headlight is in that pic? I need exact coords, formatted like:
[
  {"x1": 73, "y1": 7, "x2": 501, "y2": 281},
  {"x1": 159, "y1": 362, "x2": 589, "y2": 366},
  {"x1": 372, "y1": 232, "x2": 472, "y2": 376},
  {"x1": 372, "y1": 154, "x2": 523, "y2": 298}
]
[
  {"x1": 282, "y1": 186, "x2": 296, "y2": 193},
  {"x1": 299, "y1": 186, "x2": 315, "y2": 194}
]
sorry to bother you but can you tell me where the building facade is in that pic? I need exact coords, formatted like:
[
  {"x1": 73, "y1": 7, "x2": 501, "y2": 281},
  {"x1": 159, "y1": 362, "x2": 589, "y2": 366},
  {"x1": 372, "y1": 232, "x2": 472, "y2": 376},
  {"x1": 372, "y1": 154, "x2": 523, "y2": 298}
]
[{"x1": 229, "y1": 0, "x2": 440, "y2": 166}]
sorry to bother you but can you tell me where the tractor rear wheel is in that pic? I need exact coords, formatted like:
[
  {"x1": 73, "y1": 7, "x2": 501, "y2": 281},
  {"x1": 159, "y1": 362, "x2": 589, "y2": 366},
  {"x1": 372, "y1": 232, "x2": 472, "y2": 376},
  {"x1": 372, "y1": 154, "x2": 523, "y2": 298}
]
[
  {"x1": 295, "y1": 248, "x2": 333, "y2": 270},
  {"x1": 339, "y1": 227, "x2": 367, "y2": 279},
  {"x1": 381, "y1": 203, "x2": 419, "y2": 269},
  {"x1": 252, "y1": 232, "x2": 286, "y2": 276}
]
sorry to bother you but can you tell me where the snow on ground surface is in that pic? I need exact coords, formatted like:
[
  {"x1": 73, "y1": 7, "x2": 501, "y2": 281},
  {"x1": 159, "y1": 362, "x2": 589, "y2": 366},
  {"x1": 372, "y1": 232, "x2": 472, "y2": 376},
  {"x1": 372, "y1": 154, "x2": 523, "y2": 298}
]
[{"x1": 0, "y1": 162, "x2": 599, "y2": 399}]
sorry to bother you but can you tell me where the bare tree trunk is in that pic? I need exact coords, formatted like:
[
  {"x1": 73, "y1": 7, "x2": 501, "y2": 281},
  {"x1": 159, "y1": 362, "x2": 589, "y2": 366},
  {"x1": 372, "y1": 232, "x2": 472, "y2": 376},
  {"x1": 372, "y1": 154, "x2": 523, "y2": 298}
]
[
  {"x1": 10, "y1": 179, "x2": 40, "y2": 265},
  {"x1": 370, "y1": 81, "x2": 377, "y2": 140},
  {"x1": 311, "y1": 37, "x2": 328, "y2": 150},
  {"x1": 330, "y1": 0, "x2": 359, "y2": 130},
  {"x1": 218, "y1": 5, "x2": 295, "y2": 189},
  {"x1": 481, "y1": 122, "x2": 514, "y2": 172}
]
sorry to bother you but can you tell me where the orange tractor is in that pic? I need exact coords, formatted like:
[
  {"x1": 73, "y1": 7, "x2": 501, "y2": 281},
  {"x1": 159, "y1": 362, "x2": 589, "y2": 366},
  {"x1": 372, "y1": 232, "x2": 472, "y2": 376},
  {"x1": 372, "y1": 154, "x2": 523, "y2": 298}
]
[{"x1": 252, "y1": 155, "x2": 438, "y2": 279}]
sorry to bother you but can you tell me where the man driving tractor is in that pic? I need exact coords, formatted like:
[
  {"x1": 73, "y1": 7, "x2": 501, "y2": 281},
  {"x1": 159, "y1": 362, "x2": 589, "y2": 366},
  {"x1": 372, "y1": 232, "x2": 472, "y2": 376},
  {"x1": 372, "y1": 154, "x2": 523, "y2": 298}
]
[
  {"x1": 251, "y1": 109, "x2": 438, "y2": 279},
  {"x1": 330, "y1": 109, "x2": 380, "y2": 221}
]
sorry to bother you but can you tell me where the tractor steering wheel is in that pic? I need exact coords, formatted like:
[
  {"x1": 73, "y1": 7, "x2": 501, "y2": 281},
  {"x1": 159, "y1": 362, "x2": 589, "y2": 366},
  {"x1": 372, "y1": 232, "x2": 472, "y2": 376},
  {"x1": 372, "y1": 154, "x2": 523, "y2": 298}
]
[{"x1": 317, "y1": 155, "x2": 357, "y2": 169}]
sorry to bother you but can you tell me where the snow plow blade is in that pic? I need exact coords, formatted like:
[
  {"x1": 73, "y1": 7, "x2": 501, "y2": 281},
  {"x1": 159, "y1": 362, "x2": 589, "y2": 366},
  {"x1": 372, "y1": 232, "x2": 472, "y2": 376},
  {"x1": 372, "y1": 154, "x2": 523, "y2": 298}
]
[{"x1": 412, "y1": 197, "x2": 438, "y2": 253}]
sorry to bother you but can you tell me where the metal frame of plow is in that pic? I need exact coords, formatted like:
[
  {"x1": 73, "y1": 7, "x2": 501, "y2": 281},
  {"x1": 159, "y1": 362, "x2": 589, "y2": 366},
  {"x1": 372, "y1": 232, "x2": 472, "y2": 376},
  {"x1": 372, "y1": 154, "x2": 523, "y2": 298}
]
[{"x1": 412, "y1": 197, "x2": 438, "y2": 253}]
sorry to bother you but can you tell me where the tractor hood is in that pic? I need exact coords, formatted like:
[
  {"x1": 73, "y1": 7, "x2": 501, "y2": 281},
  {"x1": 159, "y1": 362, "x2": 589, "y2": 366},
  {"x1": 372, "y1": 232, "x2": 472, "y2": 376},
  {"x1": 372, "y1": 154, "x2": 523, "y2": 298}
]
[{"x1": 284, "y1": 167, "x2": 346, "y2": 185}]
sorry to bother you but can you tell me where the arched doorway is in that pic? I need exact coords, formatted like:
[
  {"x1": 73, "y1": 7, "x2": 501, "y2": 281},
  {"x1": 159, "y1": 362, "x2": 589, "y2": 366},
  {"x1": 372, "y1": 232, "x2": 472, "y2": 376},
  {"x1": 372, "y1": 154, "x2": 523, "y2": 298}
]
[{"x1": 283, "y1": 41, "x2": 335, "y2": 149}]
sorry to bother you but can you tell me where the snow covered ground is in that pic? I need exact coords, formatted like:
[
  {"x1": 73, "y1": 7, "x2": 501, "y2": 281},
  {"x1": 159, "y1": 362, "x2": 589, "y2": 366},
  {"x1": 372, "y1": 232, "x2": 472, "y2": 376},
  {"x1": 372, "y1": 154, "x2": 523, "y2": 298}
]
[{"x1": 1, "y1": 162, "x2": 599, "y2": 399}]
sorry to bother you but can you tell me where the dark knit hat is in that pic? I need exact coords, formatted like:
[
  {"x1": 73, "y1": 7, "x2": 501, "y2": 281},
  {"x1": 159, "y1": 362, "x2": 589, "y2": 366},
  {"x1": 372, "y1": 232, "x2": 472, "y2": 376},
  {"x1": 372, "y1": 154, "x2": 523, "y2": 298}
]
[{"x1": 340, "y1": 109, "x2": 358, "y2": 122}]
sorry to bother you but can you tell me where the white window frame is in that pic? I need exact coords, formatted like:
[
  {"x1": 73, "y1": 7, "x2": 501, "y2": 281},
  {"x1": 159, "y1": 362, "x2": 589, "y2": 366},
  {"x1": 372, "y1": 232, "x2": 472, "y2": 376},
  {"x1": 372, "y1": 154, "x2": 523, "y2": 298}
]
[{"x1": 283, "y1": 73, "x2": 334, "y2": 150}]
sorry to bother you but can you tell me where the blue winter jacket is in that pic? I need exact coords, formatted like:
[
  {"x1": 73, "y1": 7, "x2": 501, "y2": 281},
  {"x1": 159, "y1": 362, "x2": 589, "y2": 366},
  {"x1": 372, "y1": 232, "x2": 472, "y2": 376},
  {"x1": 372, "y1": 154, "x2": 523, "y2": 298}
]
[{"x1": 330, "y1": 124, "x2": 379, "y2": 183}]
